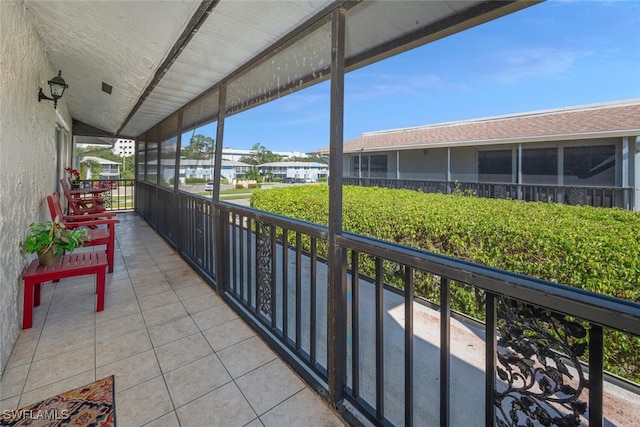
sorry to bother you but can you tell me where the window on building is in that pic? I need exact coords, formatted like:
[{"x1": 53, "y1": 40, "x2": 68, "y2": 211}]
[
  {"x1": 145, "y1": 141, "x2": 158, "y2": 184},
  {"x1": 178, "y1": 90, "x2": 219, "y2": 194},
  {"x1": 136, "y1": 139, "x2": 145, "y2": 181},
  {"x1": 478, "y1": 150, "x2": 512, "y2": 183},
  {"x1": 564, "y1": 145, "x2": 615, "y2": 186},
  {"x1": 159, "y1": 115, "x2": 178, "y2": 189},
  {"x1": 522, "y1": 148, "x2": 557, "y2": 184},
  {"x1": 353, "y1": 154, "x2": 388, "y2": 177}
]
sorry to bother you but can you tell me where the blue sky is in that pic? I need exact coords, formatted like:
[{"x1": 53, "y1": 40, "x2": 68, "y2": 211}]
[{"x1": 219, "y1": 0, "x2": 640, "y2": 153}]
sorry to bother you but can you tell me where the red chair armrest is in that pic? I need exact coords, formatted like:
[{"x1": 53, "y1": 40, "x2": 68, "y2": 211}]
[{"x1": 63, "y1": 219, "x2": 119, "y2": 228}]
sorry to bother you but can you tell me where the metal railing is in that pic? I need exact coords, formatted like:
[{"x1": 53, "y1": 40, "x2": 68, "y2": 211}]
[
  {"x1": 77, "y1": 179, "x2": 136, "y2": 211},
  {"x1": 344, "y1": 178, "x2": 634, "y2": 210},
  {"x1": 135, "y1": 181, "x2": 640, "y2": 426}
]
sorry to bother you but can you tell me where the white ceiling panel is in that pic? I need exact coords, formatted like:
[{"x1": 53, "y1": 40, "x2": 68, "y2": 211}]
[{"x1": 24, "y1": 0, "x2": 202, "y2": 135}]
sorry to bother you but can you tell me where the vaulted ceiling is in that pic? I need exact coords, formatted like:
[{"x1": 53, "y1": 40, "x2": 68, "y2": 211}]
[{"x1": 23, "y1": 0, "x2": 537, "y2": 141}]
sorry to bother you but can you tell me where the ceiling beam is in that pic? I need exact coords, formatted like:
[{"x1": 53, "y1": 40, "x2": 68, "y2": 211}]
[{"x1": 116, "y1": 0, "x2": 220, "y2": 136}]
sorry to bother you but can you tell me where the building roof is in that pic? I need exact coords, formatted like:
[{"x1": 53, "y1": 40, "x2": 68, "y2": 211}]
[
  {"x1": 179, "y1": 159, "x2": 250, "y2": 167},
  {"x1": 319, "y1": 99, "x2": 640, "y2": 154},
  {"x1": 260, "y1": 162, "x2": 327, "y2": 168}
]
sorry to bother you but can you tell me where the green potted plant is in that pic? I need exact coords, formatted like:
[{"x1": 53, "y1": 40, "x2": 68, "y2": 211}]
[{"x1": 20, "y1": 217, "x2": 91, "y2": 266}]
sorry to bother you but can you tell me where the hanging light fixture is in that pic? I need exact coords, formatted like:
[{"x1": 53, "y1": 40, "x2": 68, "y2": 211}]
[{"x1": 38, "y1": 71, "x2": 68, "y2": 109}]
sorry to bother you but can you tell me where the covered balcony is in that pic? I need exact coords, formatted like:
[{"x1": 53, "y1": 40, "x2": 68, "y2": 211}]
[{"x1": 2, "y1": 1, "x2": 639, "y2": 426}]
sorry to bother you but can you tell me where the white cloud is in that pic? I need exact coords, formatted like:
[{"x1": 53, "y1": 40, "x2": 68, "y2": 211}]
[
  {"x1": 346, "y1": 73, "x2": 463, "y2": 101},
  {"x1": 486, "y1": 48, "x2": 591, "y2": 85}
]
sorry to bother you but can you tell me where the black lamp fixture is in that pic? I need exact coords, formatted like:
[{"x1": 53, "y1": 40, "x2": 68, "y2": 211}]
[{"x1": 38, "y1": 70, "x2": 68, "y2": 109}]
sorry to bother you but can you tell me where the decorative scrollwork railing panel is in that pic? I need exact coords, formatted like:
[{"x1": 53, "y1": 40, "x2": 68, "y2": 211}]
[
  {"x1": 495, "y1": 298, "x2": 590, "y2": 427},
  {"x1": 256, "y1": 221, "x2": 272, "y2": 317}
]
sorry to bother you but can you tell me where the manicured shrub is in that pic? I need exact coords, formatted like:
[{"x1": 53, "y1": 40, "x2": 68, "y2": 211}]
[
  {"x1": 185, "y1": 177, "x2": 207, "y2": 184},
  {"x1": 252, "y1": 185, "x2": 640, "y2": 381}
]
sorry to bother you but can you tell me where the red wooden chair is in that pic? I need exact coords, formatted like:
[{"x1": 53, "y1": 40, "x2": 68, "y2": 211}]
[
  {"x1": 60, "y1": 179, "x2": 107, "y2": 215},
  {"x1": 47, "y1": 193, "x2": 119, "y2": 273},
  {"x1": 49, "y1": 191, "x2": 115, "y2": 222}
]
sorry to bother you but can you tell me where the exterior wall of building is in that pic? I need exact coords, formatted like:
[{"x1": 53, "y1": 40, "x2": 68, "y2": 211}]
[
  {"x1": 635, "y1": 137, "x2": 640, "y2": 211},
  {"x1": 399, "y1": 148, "x2": 448, "y2": 180},
  {"x1": 450, "y1": 146, "x2": 477, "y2": 182},
  {"x1": 345, "y1": 138, "x2": 629, "y2": 194},
  {"x1": 113, "y1": 139, "x2": 135, "y2": 157},
  {"x1": 0, "y1": 1, "x2": 74, "y2": 374},
  {"x1": 260, "y1": 163, "x2": 328, "y2": 181}
]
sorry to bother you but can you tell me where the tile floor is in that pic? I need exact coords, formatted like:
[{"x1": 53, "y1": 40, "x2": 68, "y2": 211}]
[{"x1": 0, "y1": 213, "x2": 346, "y2": 427}]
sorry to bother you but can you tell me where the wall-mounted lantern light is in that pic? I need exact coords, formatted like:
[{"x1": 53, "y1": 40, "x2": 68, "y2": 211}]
[{"x1": 38, "y1": 71, "x2": 68, "y2": 109}]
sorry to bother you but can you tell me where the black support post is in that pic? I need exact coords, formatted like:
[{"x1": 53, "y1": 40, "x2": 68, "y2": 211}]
[
  {"x1": 589, "y1": 324, "x2": 604, "y2": 427},
  {"x1": 327, "y1": 6, "x2": 347, "y2": 407},
  {"x1": 485, "y1": 293, "x2": 497, "y2": 427},
  {"x1": 213, "y1": 83, "x2": 226, "y2": 295}
]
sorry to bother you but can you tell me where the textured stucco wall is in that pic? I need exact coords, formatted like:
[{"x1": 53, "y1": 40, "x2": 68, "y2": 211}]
[{"x1": 0, "y1": 1, "x2": 73, "y2": 375}]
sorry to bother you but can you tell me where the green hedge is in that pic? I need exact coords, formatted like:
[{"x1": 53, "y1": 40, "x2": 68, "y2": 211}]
[
  {"x1": 251, "y1": 185, "x2": 640, "y2": 381},
  {"x1": 185, "y1": 177, "x2": 207, "y2": 184}
]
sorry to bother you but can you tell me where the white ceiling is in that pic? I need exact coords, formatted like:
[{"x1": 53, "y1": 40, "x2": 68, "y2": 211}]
[{"x1": 23, "y1": 0, "x2": 536, "y2": 140}]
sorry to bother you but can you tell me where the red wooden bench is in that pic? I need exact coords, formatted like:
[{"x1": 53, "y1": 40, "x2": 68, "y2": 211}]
[{"x1": 22, "y1": 252, "x2": 108, "y2": 329}]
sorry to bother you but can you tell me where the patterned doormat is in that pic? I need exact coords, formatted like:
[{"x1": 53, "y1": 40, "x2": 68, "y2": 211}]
[{"x1": 1, "y1": 375, "x2": 115, "y2": 426}]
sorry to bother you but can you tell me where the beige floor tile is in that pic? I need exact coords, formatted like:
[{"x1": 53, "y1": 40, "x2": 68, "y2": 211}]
[
  {"x1": 13, "y1": 329, "x2": 43, "y2": 350},
  {"x1": 155, "y1": 333, "x2": 212, "y2": 373},
  {"x1": 130, "y1": 271, "x2": 166, "y2": 286},
  {"x1": 142, "y1": 411, "x2": 181, "y2": 427},
  {"x1": 191, "y1": 304, "x2": 239, "y2": 331},
  {"x1": 176, "y1": 382, "x2": 256, "y2": 427},
  {"x1": 0, "y1": 395, "x2": 20, "y2": 411},
  {"x1": 134, "y1": 280, "x2": 174, "y2": 298},
  {"x1": 96, "y1": 329, "x2": 152, "y2": 367},
  {"x1": 96, "y1": 312, "x2": 145, "y2": 342},
  {"x1": 129, "y1": 266, "x2": 163, "y2": 279},
  {"x1": 41, "y1": 309, "x2": 95, "y2": 335},
  {"x1": 106, "y1": 280, "x2": 134, "y2": 296},
  {"x1": 106, "y1": 274, "x2": 132, "y2": 286},
  {"x1": 202, "y1": 318, "x2": 256, "y2": 352},
  {"x1": 164, "y1": 270, "x2": 202, "y2": 289},
  {"x1": 96, "y1": 311, "x2": 146, "y2": 341},
  {"x1": 155, "y1": 258, "x2": 190, "y2": 272},
  {"x1": 96, "y1": 299, "x2": 141, "y2": 322},
  {"x1": 139, "y1": 289, "x2": 180, "y2": 312},
  {"x1": 162, "y1": 265, "x2": 196, "y2": 277},
  {"x1": 18, "y1": 370, "x2": 95, "y2": 409},
  {"x1": 24, "y1": 308, "x2": 48, "y2": 333},
  {"x1": 150, "y1": 250, "x2": 181, "y2": 262},
  {"x1": 106, "y1": 286, "x2": 137, "y2": 304},
  {"x1": 115, "y1": 376, "x2": 174, "y2": 427},
  {"x1": 235, "y1": 359, "x2": 306, "y2": 416},
  {"x1": 164, "y1": 353, "x2": 232, "y2": 408},
  {"x1": 48, "y1": 293, "x2": 97, "y2": 311},
  {"x1": 96, "y1": 349, "x2": 162, "y2": 392},
  {"x1": 0, "y1": 364, "x2": 30, "y2": 399},
  {"x1": 174, "y1": 283, "x2": 215, "y2": 301},
  {"x1": 4, "y1": 338, "x2": 38, "y2": 370},
  {"x1": 142, "y1": 302, "x2": 188, "y2": 328},
  {"x1": 147, "y1": 315, "x2": 199, "y2": 348},
  {"x1": 181, "y1": 292, "x2": 225, "y2": 315},
  {"x1": 33, "y1": 324, "x2": 95, "y2": 361},
  {"x1": 217, "y1": 336, "x2": 277, "y2": 379},
  {"x1": 24, "y1": 345, "x2": 95, "y2": 392},
  {"x1": 260, "y1": 389, "x2": 345, "y2": 427},
  {"x1": 244, "y1": 418, "x2": 265, "y2": 427}
]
